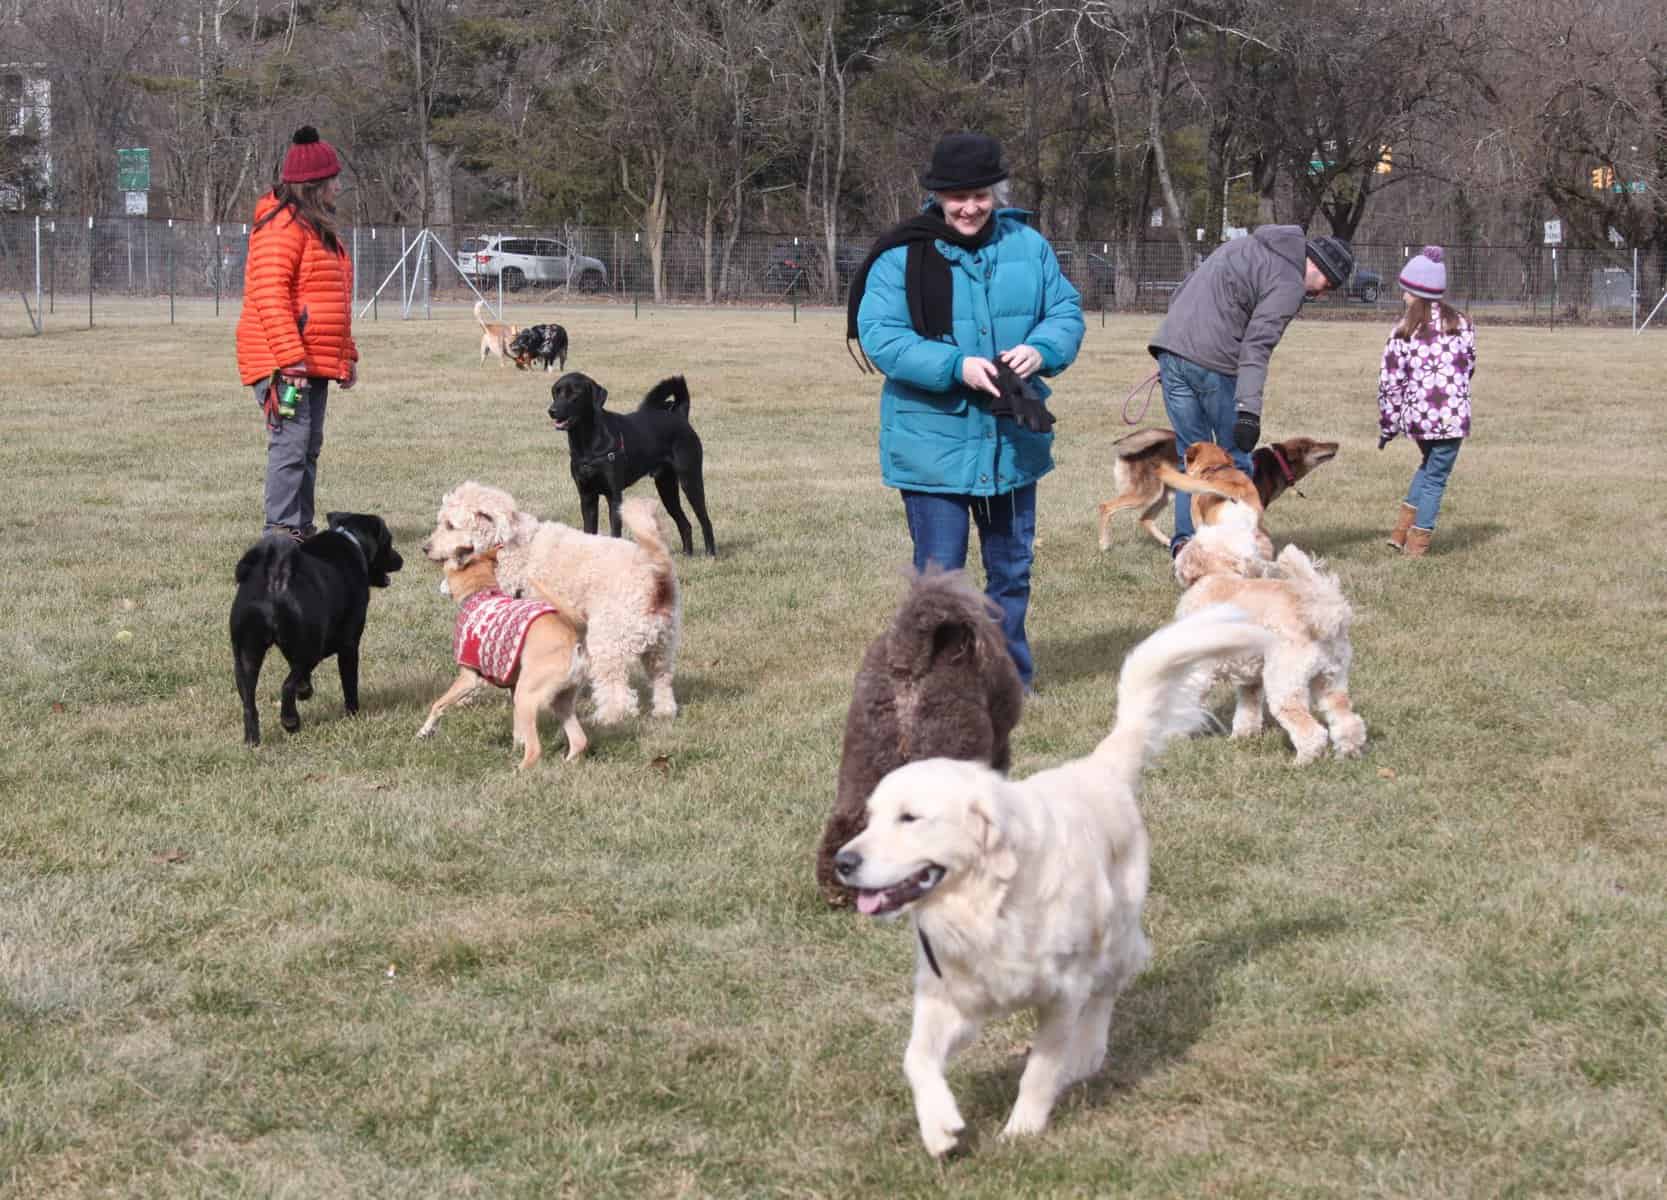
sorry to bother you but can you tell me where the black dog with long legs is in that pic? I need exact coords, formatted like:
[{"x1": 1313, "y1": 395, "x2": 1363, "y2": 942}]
[
  {"x1": 230, "y1": 513, "x2": 403, "y2": 745},
  {"x1": 546, "y1": 372, "x2": 717, "y2": 556}
]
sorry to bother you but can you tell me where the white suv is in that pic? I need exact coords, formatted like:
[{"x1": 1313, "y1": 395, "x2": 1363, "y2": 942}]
[{"x1": 459, "y1": 235, "x2": 608, "y2": 291}]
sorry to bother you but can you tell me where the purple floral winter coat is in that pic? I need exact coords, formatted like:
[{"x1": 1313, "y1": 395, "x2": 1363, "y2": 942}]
[{"x1": 1377, "y1": 305, "x2": 1476, "y2": 443}]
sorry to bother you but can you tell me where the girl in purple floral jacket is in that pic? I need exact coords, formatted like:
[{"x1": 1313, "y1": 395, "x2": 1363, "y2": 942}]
[{"x1": 1377, "y1": 245, "x2": 1475, "y2": 558}]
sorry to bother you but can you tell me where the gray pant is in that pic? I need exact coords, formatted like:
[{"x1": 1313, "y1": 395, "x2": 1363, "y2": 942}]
[{"x1": 253, "y1": 375, "x2": 329, "y2": 534}]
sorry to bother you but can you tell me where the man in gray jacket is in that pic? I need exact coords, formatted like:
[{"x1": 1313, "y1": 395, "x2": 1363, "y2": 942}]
[{"x1": 1148, "y1": 226, "x2": 1353, "y2": 554}]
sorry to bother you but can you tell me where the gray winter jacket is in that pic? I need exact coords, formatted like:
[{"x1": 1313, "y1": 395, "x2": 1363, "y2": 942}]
[{"x1": 1147, "y1": 224, "x2": 1308, "y2": 417}]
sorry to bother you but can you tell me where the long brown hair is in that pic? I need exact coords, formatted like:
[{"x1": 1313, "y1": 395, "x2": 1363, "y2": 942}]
[
  {"x1": 1394, "y1": 294, "x2": 1466, "y2": 339},
  {"x1": 253, "y1": 179, "x2": 343, "y2": 256}
]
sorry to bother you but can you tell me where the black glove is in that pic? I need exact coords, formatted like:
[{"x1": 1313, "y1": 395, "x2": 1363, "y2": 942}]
[
  {"x1": 1377, "y1": 433, "x2": 1391, "y2": 450},
  {"x1": 990, "y1": 361, "x2": 1056, "y2": 434},
  {"x1": 1231, "y1": 410, "x2": 1260, "y2": 454}
]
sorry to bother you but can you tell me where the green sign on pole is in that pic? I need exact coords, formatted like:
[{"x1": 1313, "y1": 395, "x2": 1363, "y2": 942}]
[{"x1": 117, "y1": 148, "x2": 150, "y2": 192}]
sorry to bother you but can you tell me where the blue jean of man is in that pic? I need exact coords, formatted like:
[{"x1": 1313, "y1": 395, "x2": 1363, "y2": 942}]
[
  {"x1": 1155, "y1": 351, "x2": 1253, "y2": 548},
  {"x1": 1405, "y1": 437, "x2": 1461, "y2": 529},
  {"x1": 900, "y1": 484, "x2": 1037, "y2": 688}
]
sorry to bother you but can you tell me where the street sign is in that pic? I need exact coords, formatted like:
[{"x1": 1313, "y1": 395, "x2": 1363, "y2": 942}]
[
  {"x1": 124, "y1": 191, "x2": 148, "y2": 216},
  {"x1": 1543, "y1": 219, "x2": 1562, "y2": 246},
  {"x1": 117, "y1": 148, "x2": 150, "y2": 192}
]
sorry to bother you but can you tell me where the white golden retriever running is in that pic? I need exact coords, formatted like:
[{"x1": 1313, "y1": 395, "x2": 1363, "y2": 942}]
[{"x1": 835, "y1": 607, "x2": 1272, "y2": 1157}]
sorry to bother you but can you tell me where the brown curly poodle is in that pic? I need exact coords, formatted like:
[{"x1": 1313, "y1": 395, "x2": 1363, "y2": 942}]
[{"x1": 815, "y1": 569, "x2": 1025, "y2": 907}]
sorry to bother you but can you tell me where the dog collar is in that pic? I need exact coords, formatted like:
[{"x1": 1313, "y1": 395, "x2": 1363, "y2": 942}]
[
  {"x1": 918, "y1": 927, "x2": 943, "y2": 979},
  {"x1": 1264, "y1": 444, "x2": 1307, "y2": 498},
  {"x1": 331, "y1": 525, "x2": 370, "y2": 572}
]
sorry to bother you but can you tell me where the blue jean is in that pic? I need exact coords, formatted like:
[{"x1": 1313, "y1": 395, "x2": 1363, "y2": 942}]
[
  {"x1": 253, "y1": 376, "x2": 329, "y2": 534},
  {"x1": 901, "y1": 484, "x2": 1038, "y2": 687},
  {"x1": 1405, "y1": 437, "x2": 1461, "y2": 530},
  {"x1": 1156, "y1": 351, "x2": 1252, "y2": 546}
]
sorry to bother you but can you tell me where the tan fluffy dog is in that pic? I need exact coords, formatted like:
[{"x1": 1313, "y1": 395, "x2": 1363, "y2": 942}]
[
  {"x1": 416, "y1": 548, "x2": 588, "y2": 768},
  {"x1": 425, "y1": 481, "x2": 680, "y2": 724},
  {"x1": 833, "y1": 607, "x2": 1273, "y2": 1156},
  {"x1": 1176, "y1": 544, "x2": 1366, "y2": 764},
  {"x1": 1097, "y1": 430, "x2": 1336, "y2": 551},
  {"x1": 474, "y1": 299, "x2": 519, "y2": 367}
]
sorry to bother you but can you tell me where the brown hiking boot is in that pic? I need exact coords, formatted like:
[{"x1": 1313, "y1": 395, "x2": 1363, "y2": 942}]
[
  {"x1": 1402, "y1": 527, "x2": 1432, "y2": 558},
  {"x1": 1387, "y1": 503, "x2": 1417, "y2": 550}
]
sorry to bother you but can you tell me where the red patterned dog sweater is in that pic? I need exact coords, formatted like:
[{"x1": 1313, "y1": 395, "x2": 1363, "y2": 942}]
[{"x1": 454, "y1": 589, "x2": 559, "y2": 687}]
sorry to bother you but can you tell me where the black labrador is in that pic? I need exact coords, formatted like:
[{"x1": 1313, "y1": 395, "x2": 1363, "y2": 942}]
[
  {"x1": 230, "y1": 513, "x2": 403, "y2": 745},
  {"x1": 510, "y1": 323, "x2": 569, "y2": 371},
  {"x1": 547, "y1": 372, "x2": 717, "y2": 556}
]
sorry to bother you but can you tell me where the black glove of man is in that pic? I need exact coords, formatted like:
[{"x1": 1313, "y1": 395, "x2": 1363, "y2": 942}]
[
  {"x1": 1232, "y1": 410, "x2": 1260, "y2": 454},
  {"x1": 1377, "y1": 433, "x2": 1391, "y2": 450}
]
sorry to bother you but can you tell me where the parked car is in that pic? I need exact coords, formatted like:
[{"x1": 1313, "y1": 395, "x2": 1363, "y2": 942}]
[
  {"x1": 1346, "y1": 266, "x2": 1382, "y2": 303},
  {"x1": 459, "y1": 235, "x2": 608, "y2": 291},
  {"x1": 764, "y1": 241, "x2": 866, "y2": 291}
]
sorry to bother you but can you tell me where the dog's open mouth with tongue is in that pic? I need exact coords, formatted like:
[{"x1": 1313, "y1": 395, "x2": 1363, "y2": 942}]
[{"x1": 854, "y1": 865, "x2": 945, "y2": 916}]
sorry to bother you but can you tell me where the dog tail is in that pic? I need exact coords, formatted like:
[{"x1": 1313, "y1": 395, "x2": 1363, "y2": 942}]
[
  {"x1": 640, "y1": 375, "x2": 691, "y2": 415},
  {"x1": 233, "y1": 537, "x2": 296, "y2": 594},
  {"x1": 1093, "y1": 605, "x2": 1272, "y2": 787},
  {"x1": 619, "y1": 496, "x2": 679, "y2": 616},
  {"x1": 1275, "y1": 545, "x2": 1352, "y2": 642},
  {"x1": 1153, "y1": 462, "x2": 1241, "y2": 500},
  {"x1": 528, "y1": 579, "x2": 589, "y2": 636},
  {"x1": 473, "y1": 298, "x2": 491, "y2": 330},
  {"x1": 884, "y1": 568, "x2": 1006, "y2": 680}
]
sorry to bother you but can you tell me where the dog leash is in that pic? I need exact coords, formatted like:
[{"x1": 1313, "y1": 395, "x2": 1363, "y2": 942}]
[
  {"x1": 1263, "y1": 444, "x2": 1307, "y2": 498},
  {"x1": 1121, "y1": 369, "x2": 1161, "y2": 425},
  {"x1": 918, "y1": 927, "x2": 943, "y2": 979}
]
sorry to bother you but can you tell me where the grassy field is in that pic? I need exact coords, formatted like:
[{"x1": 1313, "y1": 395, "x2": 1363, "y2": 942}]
[{"x1": 2, "y1": 303, "x2": 1665, "y2": 1197}]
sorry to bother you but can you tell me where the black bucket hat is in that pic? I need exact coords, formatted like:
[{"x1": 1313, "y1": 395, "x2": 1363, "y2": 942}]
[
  {"x1": 919, "y1": 133, "x2": 1009, "y2": 192},
  {"x1": 1305, "y1": 236, "x2": 1355, "y2": 288}
]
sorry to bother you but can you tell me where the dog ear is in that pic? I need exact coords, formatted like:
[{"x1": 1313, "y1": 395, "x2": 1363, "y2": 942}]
[
  {"x1": 474, "y1": 508, "x2": 512, "y2": 548},
  {"x1": 968, "y1": 777, "x2": 1018, "y2": 883},
  {"x1": 592, "y1": 383, "x2": 608, "y2": 411}
]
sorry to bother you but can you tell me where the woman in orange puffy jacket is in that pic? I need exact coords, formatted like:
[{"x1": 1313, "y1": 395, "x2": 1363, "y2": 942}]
[{"x1": 235, "y1": 126, "x2": 359, "y2": 540}]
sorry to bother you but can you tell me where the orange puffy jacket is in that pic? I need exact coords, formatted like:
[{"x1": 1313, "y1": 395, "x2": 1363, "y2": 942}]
[{"x1": 235, "y1": 192, "x2": 358, "y2": 385}]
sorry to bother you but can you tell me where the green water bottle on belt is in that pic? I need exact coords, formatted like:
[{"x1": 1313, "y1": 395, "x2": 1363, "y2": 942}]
[{"x1": 277, "y1": 379, "x2": 301, "y2": 419}]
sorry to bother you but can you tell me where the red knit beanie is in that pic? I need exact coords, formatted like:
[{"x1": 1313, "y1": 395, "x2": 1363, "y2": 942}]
[{"x1": 281, "y1": 126, "x2": 341, "y2": 184}]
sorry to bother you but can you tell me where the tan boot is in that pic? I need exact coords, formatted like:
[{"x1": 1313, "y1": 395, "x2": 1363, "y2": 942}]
[
  {"x1": 1402, "y1": 527, "x2": 1432, "y2": 558},
  {"x1": 1387, "y1": 503, "x2": 1417, "y2": 550}
]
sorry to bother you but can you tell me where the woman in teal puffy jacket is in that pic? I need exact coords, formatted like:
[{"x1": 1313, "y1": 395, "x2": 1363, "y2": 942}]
[{"x1": 849, "y1": 132, "x2": 1084, "y2": 690}]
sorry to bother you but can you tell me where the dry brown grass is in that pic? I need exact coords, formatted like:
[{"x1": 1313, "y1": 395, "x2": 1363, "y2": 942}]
[{"x1": 1, "y1": 302, "x2": 1665, "y2": 1197}]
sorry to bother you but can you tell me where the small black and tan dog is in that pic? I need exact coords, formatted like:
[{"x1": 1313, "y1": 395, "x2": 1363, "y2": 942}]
[
  {"x1": 546, "y1": 371, "x2": 717, "y2": 556},
  {"x1": 509, "y1": 323, "x2": 569, "y2": 371},
  {"x1": 230, "y1": 513, "x2": 403, "y2": 745}
]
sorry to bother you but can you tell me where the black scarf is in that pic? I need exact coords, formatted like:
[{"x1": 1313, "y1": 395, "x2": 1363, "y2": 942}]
[{"x1": 845, "y1": 209, "x2": 996, "y2": 373}]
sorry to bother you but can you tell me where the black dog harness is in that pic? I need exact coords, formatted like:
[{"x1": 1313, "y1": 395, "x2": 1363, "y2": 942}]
[{"x1": 918, "y1": 927, "x2": 943, "y2": 979}]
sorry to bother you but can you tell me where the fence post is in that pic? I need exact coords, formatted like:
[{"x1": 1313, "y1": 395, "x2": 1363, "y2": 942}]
[
  {"x1": 214, "y1": 225, "x2": 222, "y2": 316},
  {"x1": 33, "y1": 215, "x2": 42, "y2": 335},
  {"x1": 633, "y1": 231, "x2": 640, "y2": 319},
  {"x1": 87, "y1": 216, "x2": 94, "y2": 329},
  {"x1": 399, "y1": 226, "x2": 408, "y2": 311},
  {"x1": 372, "y1": 227, "x2": 379, "y2": 320},
  {"x1": 167, "y1": 219, "x2": 175, "y2": 324},
  {"x1": 48, "y1": 219, "x2": 54, "y2": 314},
  {"x1": 1550, "y1": 248, "x2": 1557, "y2": 333}
]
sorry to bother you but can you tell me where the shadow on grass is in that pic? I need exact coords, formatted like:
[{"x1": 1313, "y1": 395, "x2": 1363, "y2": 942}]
[
  {"x1": 1428, "y1": 520, "x2": 1506, "y2": 554},
  {"x1": 1275, "y1": 519, "x2": 1506, "y2": 558},
  {"x1": 955, "y1": 909, "x2": 1349, "y2": 1127},
  {"x1": 1034, "y1": 625, "x2": 1149, "y2": 688}
]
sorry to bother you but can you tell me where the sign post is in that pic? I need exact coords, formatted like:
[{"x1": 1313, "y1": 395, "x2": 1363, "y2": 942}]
[{"x1": 1543, "y1": 220, "x2": 1562, "y2": 332}]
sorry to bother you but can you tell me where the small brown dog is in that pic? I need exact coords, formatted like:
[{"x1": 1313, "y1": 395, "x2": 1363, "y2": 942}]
[
  {"x1": 416, "y1": 544, "x2": 588, "y2": 769},
  {"x1": 815, "y1": 570, "x2": 1024, "y2": 906},
  {"x1": 474, "y1": 299, "x2": 520, "y2": 367},
  {"x1": 1097, "y1": 428, "x2": 1337, "y2": 550}
]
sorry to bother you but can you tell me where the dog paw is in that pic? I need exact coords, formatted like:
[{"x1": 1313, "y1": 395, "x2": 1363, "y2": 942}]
[
  {"x1": 415, "y1": 725, "x2": 435, "y2": 740},
  {"x1": 295, "y1": 678, "x2": 314, "y2": 701},
  {"x1": 1001, "y1": 1105, "x2": 1052, "y2": 1139},
  {"x1": 918, "y1": 1112, "x2": 964, "y2": 1158}
]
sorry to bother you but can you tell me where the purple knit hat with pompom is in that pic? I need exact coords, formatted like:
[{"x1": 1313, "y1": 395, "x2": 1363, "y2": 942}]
[{"x1": 1399, "y1": 245, "x2": 1446, "y2": 300}]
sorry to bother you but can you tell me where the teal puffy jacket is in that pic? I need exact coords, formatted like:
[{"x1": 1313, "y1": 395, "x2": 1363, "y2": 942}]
[{"x1": 856, "y1": 211, "x2": 1084, "y2": 496}]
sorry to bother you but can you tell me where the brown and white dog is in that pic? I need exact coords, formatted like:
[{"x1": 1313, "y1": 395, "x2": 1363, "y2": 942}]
[
  {"x1": 474, "y1": 299, "x2": 519, "y2": 367},
  {"x1": 416, "y1": 545, "x2": 588, "y2": 769},
  {"x1": 1096, "y1": 429, "x2": 1338, "y2": 551}
]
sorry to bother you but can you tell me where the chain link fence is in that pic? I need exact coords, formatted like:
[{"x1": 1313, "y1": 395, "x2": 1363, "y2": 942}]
[{"x1": 2, "y1": 213, "x2": 1662, "y2": 335}]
